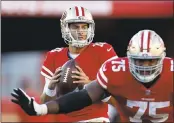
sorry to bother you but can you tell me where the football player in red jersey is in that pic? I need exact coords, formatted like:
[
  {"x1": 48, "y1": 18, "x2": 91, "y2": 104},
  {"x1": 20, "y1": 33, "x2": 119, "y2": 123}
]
[
  {"x1": 11, "y1": 29, "x2": 173, "y2": 122},
  {"x1": 39, "y1": 6, "x2": 117, "y2": 122}
]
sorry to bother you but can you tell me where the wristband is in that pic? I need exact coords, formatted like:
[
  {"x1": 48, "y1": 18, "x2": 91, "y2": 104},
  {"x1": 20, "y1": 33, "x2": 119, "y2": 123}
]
[{"x1": 45, "y1": 87, "x2": 56, "y2": 97}]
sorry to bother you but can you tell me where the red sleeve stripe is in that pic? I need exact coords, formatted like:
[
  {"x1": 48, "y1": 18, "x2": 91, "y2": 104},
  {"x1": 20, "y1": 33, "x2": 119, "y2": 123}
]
[
  {"x1": 42, "y1": 66, "x2": 54, "y2": 76},
  {"x1": 99, "y1": 66, "x2": 108, "y2": 83},
  {"x1": 41, "y1": 68, "x2": 52, "y2": 77},
  {"x1": 41, "y1": 71, "x2": 52, "y2": 80},
  {"x1": 97, "y1": 73, "x2": 107, "y2": 89},
  {"x1": 98, "y1": 70, "x2": 106, "y2": 83}
]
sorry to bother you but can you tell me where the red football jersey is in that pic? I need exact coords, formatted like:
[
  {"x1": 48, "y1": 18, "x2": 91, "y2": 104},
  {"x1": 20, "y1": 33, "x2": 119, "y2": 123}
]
[
  {"x1": 41, "y1": 42, "x2": 117, "y2": 122},
  {"x1": 97, "y1": 57, "x2": 173, "y2": 122}
]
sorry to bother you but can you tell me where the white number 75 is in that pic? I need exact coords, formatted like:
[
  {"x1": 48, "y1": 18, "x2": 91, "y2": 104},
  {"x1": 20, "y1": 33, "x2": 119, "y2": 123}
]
[{"x1": 127, "y1": 100, "x2": 170, "y2": 122}]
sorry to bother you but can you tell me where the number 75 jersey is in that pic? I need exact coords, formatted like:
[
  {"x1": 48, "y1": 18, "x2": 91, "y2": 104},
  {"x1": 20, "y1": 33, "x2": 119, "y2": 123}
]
[{"x1": 97, "y1": 57, "x2": 174, "y2": 122}]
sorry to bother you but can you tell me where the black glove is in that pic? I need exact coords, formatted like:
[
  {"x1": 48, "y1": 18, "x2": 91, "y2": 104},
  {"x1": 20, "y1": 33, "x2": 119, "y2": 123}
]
[{"x1": 11, "y1": 88, "x2": 37, "y2": 116}]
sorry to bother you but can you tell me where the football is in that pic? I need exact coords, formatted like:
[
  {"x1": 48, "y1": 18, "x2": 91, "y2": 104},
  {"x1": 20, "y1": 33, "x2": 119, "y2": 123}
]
[{"x1": 57, "y1": 59, "x2": 82, "y2": 95}]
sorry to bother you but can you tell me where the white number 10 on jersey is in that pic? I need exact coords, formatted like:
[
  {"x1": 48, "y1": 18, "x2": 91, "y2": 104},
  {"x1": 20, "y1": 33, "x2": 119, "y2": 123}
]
[{"x1": 127, "y1": 100, "x2": 170, "y2": 122}]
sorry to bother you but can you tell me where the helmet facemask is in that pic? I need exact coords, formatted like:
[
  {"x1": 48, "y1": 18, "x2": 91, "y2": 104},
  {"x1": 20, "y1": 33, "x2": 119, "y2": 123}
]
[{"x1": 128, "y1": 53, "x2": 165, "y2": 83}]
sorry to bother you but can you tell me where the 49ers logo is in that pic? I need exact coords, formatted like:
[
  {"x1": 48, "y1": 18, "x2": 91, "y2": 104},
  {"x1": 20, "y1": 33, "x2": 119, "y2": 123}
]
[
  {"x1": 78, "y1": 16, "x2": 85, "y2": 20},
  {"x1": 142, "y1": 53, "x2": 148, "y2": 57}
]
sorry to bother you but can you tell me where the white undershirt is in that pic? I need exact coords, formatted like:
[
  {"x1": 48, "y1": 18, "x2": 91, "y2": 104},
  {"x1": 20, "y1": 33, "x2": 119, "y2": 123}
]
[{"x1": 68, "y1": 52, "x2": 79, "y2": 59}]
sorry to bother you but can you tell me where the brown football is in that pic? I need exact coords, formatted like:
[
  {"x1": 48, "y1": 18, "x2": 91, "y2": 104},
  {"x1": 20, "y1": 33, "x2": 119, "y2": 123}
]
[{"x1": 57, "y1": 59, "x2": 83, "y2": 95}]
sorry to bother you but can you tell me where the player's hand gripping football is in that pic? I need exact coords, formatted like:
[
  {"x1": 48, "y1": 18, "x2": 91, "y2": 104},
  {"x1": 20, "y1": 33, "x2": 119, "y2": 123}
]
[
  {"x1": 48, "y1": 67, "x2": 62, "y2": 90},
  {"x1": 11, "y1": 88, "x2": 37, "y2": 116},
  {"x1": 72, "y1": 66, "x2": 91, "y2": 84}
]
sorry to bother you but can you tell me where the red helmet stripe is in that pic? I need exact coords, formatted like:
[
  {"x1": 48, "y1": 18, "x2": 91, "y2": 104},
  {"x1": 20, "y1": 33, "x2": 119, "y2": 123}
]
[
  {"x1": 81, "y1": 7, "x2": 85, "y2": 16},
  {"x1": 141, "y1": 32, "x2": 144, "y2": 52},
  {"x1": 75, "y1": 6, "x2": 79, "y2": 16},
  {"x1": 147, "y1": 31, "x2": 151, "y2": 52}
]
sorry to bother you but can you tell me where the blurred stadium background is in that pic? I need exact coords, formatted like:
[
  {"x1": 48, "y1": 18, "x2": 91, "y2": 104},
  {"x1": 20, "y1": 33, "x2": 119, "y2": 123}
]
[{"x1": 1, "y1": 1, "x2": 174, "y2": 122}]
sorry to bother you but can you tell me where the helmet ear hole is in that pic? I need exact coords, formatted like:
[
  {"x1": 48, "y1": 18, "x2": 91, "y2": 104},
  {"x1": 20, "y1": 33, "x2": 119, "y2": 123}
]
[{"x1": 86, "y1": 23, "x2": 89, "y2": 28}]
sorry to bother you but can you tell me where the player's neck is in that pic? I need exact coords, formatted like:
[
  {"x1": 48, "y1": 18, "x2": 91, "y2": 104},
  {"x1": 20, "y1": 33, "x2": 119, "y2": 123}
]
[
  {"x1": 142, "y1": 75, "x2": 160, "y2": 88},
  {"x1": 69, "y1": 45, "x2": 87, "y2": 54}
]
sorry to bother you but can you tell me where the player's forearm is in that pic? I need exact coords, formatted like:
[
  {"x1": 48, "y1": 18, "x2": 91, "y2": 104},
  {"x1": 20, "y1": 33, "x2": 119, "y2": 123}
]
[
  {"x1": 40, "y1": 93, "x2": 57, "y2": 103},
  {"x1": 11, "y1": 81, "x2": 103, "y2": 116},
  {"x1": 41, "y1": 81, "x2": 104, "y2": 114},
  {"x1": 43, "y1": 89, "x2": 92, "y2": 114}
]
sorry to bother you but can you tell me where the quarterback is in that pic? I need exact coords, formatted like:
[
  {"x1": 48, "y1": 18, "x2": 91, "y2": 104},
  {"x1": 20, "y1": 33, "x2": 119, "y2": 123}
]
[
  {"x1": 11, "y1": 29, "x2": 173, "y2": 122},
  {"x1": 39, "y1": 6, "x2": 117, "y2": 122}
]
